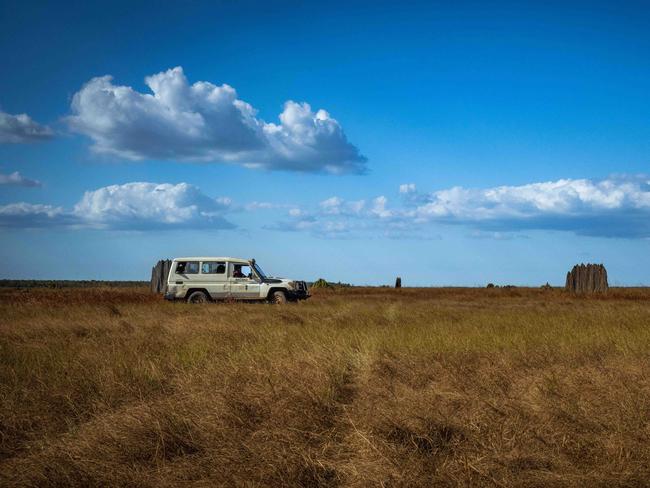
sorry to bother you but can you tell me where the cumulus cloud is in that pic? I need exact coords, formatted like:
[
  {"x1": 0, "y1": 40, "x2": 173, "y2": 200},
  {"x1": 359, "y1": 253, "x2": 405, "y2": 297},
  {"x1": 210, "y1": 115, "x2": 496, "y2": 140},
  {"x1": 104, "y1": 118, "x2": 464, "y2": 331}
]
[
  {"x1": 267, "y1": 176, "x2": 650, "y2": 239},
  {"x1": 413, "y1": 176, "x2": 650, "y2": 237},
  {"x1": 0, "y1": 171, "x2": 42, "y2": 187},
  {"x1": 73, "y1": 182, "x2": 234, "y2": 230},
  {"x1": 0, "y1": 182, "x2": 235, "y2": 230},
  {"x1": 68, "y1": 67, "x2": 366, "y2": 173},
  {"x1": 0, "y1": 111, "x2": 53, "y2": 143}
]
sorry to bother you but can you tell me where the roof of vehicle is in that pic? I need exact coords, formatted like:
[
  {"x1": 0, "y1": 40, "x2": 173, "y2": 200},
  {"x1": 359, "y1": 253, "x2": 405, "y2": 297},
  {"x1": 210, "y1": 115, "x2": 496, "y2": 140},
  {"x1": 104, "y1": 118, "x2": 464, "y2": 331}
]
[{"x1": 173, "y1": 257, "x2": 251, "y2": 264}]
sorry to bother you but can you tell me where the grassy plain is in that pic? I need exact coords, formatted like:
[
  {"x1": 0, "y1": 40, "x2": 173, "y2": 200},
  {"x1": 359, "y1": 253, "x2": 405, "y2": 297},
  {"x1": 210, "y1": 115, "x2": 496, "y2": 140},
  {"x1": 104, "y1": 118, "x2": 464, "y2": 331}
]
[{"x1": 1, "y1": 286, "x2": 649, "y2": 487}]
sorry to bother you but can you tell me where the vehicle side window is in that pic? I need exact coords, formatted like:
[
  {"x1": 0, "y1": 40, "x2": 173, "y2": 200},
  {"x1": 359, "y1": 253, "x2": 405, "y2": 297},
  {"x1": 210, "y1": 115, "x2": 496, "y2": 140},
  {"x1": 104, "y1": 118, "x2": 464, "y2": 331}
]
[
  {"x1": 176, "y1": 261, "x2": 186, "y2": 274},
  {"x1": 182, "y1": 261, "x2": 199, "y2": 274},
  {"x1": 202, "y1": 261, "x2": 226, "y2": 274},
  {"x1": 231, "y1": 264, "x2": 253, "y2": 278}
]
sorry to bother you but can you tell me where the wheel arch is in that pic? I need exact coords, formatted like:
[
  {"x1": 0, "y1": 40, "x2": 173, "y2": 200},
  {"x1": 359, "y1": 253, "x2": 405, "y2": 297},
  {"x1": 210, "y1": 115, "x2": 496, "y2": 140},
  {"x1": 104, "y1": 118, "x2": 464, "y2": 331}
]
[
  {"x1": 184, "y1": 288, "x2": 211, "y2": 300},
  {"x1": 266, "y1": 287, "x2": 288, "y2": 300}
]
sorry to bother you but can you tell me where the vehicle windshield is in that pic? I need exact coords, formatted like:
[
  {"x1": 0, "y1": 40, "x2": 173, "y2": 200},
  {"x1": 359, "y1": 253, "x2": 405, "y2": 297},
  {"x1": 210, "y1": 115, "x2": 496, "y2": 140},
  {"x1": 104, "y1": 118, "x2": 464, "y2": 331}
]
[{"x1": 253, "y1": 263, "x2": 267, "y2": 279}]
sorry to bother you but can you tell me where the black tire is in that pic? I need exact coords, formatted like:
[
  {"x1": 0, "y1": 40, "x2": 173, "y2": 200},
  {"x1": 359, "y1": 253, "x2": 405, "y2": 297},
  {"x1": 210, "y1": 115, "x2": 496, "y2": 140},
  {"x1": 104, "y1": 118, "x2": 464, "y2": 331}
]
[
  {"x1": 187, "y1": 291, "x2": 209, "y2": 304},
  {"x1": 270, "y1": 290, "x2": 287, "y2": 304}
]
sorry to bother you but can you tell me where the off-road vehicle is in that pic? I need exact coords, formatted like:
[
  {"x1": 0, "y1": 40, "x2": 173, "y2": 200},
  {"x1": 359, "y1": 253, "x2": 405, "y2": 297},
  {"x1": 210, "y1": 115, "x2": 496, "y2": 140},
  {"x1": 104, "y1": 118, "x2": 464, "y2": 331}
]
[{"x1": 164, "y1": 257, "x2": 309, "y2": 304}]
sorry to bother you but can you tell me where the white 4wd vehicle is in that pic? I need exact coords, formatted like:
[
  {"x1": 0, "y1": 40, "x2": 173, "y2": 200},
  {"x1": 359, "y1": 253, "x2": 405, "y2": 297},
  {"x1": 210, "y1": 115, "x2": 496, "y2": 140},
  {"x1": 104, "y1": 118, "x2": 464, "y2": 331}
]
[{"x1": 164, "y1": 257, "x2": 309, "y2": 304}]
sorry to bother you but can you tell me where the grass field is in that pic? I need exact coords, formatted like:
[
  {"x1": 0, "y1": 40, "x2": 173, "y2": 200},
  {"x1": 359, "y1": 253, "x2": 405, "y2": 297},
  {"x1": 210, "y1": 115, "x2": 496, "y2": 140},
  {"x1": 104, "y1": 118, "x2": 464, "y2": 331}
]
[{"x1": 1, "y1": 286, "x2": 649, "y2": 487}]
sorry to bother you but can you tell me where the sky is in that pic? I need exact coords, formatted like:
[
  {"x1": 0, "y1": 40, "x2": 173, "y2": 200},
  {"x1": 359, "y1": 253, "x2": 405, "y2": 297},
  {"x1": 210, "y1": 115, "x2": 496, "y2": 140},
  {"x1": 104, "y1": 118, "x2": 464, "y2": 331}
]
[{"x1": 0, "y1": 0, "x2": 649, "y2": 286}]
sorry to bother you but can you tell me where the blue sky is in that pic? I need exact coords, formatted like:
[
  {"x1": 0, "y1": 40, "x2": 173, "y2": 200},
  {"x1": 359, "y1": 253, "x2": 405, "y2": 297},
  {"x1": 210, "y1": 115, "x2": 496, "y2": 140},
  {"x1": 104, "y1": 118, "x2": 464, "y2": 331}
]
[{"x1": 1, "y1": 0, "x2": 649, "y2": 285}]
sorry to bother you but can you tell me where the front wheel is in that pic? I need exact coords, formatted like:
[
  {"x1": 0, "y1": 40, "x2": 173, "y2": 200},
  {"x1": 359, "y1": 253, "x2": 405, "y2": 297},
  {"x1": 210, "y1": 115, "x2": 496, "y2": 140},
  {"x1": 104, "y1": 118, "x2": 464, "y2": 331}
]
[
  {"x1": 187, "y1": 291, "x2": 209, "y2": 304},
  {"x1": 270, "y1": 291, "x2": 287, "y2": 304}
]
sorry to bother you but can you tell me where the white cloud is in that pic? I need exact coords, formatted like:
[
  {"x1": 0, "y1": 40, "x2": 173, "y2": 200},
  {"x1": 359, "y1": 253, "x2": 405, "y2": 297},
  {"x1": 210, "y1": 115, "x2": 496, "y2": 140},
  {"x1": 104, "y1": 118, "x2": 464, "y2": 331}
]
[
  {"x1": 0, "y1": 171, "x2": 42, "y2": 187},
  {"x1": 413, "y1": 176, "x2": 650, "y2": 237},
  {"x1": 68, "y1": 67, "x2": 366, "y2": 173},
  {"x1": 320, "y1": 196, "x2": 366, "y2": 215},
  {"x1": 267, "y1": 176, "x2": 650, "y2": 239},
  {"x1": 0, "y1": 203, "x2": 68, "y2": 227},
  {"x1": 267, "y1": 195, "x2": 392, "y2": 237},
  {"x1": 399, "y1": 183, "x2": 416, "y2": 194},
  {"x1": 370, "y1": 196, "x2": 392, "y2": 218},
  {"x1": 243, "y1": 175, "x2": 650, "y2": 238},
  {"x1": 0, "y1": 182, "x2": 235, "y2": 230},
  {"x1": 317, "y1": 195, "x2": 388, "y2": 218},
  {"x1": 6, "y1": 175, "x2": 649, "y2": 238},
  {"x1": 0, "y1": 111, "x2": 53, "y2": 143},
  {"x1": 73, "y1": 182, "x2": 234, "y2": 229},
  {"x1": 320, "y1": 196, "x2": 344, "y2": 214}
]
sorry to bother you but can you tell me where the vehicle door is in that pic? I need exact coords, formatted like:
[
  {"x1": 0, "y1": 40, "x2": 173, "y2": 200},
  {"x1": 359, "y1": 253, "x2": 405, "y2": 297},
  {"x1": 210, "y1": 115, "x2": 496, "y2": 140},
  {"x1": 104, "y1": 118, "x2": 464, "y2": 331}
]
[
  {"x1": 195, "y1": 261, "x2": 228, "y2": 299},
  {"x1": 228, "y1": 262, "x2": 261, "y2": 299}
]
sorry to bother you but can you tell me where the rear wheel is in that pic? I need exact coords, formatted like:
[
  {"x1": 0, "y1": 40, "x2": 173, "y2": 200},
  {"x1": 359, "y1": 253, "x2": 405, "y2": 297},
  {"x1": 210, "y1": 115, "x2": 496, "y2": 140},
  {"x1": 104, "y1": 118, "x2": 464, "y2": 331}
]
[
  {"x1": 270, "y1": 290, "x2": 287, "y2": 304},
  {"x1": 187, "y1": 291, "x2": 209, "y2": 304}
]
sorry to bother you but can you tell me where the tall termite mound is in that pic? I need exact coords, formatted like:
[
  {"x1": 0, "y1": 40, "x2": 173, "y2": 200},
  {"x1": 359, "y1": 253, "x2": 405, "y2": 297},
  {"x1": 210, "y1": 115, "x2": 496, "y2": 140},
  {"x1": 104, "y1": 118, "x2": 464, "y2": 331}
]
[
  {"x1": 150, "y1": 259, "x2": 172, "y2": 293},
  {"x1": 565, "y1": 263, "x2": 608, "y2": 293}
]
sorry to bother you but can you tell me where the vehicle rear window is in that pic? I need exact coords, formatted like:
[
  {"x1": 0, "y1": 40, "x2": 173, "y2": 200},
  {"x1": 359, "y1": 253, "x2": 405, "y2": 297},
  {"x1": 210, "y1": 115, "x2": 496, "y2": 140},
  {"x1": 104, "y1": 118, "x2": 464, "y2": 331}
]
[
  {"x1": 176, "y1": 261, "x2": 199, "y2": 274},
  {"x1": 202, "y1": 261, "x2": 226, "y2": 274}
]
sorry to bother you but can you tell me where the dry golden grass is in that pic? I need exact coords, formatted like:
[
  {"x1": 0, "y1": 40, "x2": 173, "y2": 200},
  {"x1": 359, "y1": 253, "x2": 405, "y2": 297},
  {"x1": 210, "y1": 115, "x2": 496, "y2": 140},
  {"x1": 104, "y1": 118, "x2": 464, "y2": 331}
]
[{"x1": 1, "y1": 286, "x2": 649, "y2": 487}]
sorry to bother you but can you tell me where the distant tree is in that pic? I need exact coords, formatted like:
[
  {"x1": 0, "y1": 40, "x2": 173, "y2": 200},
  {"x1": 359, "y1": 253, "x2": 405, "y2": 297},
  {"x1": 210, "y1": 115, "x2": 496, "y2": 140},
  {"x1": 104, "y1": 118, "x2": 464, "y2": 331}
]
[{"x1": 311, "y1": 278, "x2": 331, "y2": 289}]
